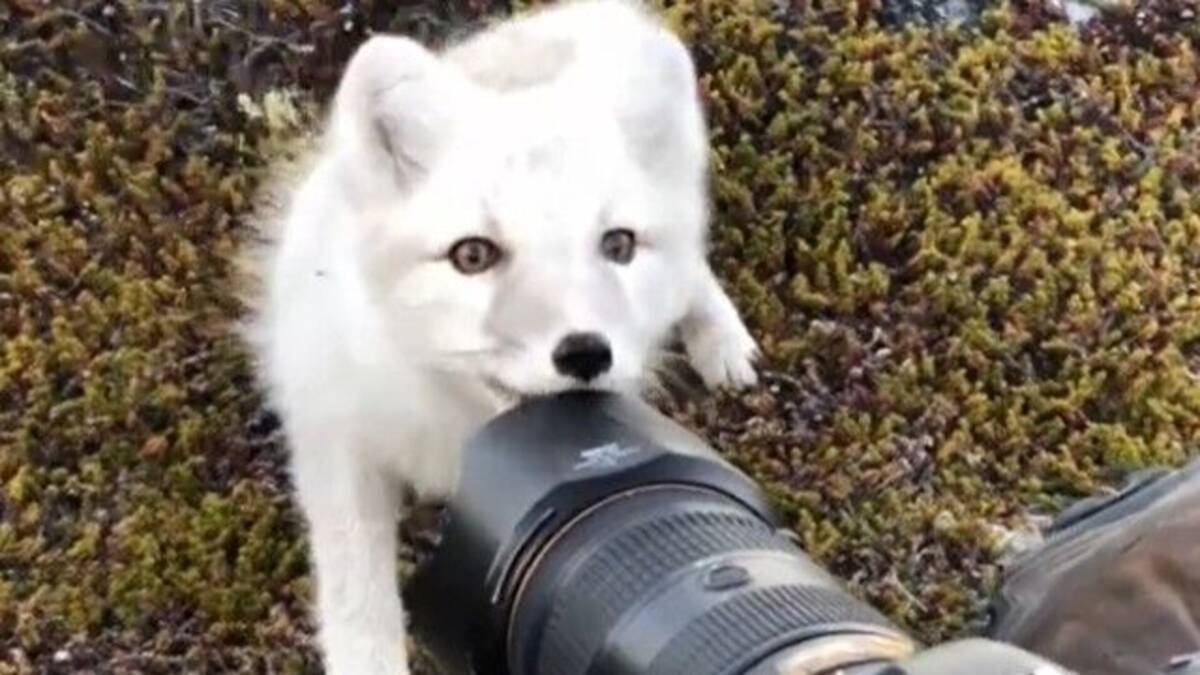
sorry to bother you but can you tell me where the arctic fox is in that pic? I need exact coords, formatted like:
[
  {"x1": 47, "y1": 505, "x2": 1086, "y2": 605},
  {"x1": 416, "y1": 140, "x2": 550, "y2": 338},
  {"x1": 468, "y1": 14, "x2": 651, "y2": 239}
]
[{"x1": 239, "y1": 0, "x2": 759, "y2": 672}]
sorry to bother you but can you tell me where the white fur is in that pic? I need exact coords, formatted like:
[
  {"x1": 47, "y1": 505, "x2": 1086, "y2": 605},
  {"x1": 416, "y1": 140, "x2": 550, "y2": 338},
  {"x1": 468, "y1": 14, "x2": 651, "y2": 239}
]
[{"x1": 239, "y1": 1, "x2": 758, "y2": 672}]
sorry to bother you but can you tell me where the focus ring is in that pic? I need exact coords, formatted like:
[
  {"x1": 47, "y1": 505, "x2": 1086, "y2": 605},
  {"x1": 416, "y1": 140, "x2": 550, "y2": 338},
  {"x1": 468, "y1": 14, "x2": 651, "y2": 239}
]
[
  {"x1": 510, "y1": 486, "x2": 903, "y2": 675},
  {"x1": 534, "y1": 495, "x2": 793, "y2": 675},
  {"x1": 647, "y1": 583, "x2": 896, "y2": 675}
]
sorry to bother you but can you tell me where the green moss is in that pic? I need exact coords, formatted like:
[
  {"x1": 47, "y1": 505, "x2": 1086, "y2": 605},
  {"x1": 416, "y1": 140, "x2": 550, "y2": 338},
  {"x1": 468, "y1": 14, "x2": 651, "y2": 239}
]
[
  {"x1": 662, "y1": 0, "x2": 1200, "y2": 641},
  {"x1": 2, "y1": 0, "x2": 1199, "y2": 671}
]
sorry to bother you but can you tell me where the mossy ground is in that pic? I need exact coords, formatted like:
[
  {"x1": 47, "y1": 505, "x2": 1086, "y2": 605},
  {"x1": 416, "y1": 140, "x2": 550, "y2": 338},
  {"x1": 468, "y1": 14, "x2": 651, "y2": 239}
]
[{"x1": 2, "y1": 0, "x2": 1199, "y2": 672}]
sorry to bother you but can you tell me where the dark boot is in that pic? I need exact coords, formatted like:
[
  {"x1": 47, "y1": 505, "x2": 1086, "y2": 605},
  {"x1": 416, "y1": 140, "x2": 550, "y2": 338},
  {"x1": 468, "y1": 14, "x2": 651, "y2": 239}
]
[{"x1": 986, "y1": 456, "x2": 1200, "y2": 674}]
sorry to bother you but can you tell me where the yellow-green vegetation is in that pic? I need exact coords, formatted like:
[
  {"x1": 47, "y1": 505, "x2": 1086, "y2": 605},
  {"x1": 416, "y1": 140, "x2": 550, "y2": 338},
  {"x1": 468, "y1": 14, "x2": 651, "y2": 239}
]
[{"x1": 2, "y1": 0, "x2": 1198, "y2": 671}]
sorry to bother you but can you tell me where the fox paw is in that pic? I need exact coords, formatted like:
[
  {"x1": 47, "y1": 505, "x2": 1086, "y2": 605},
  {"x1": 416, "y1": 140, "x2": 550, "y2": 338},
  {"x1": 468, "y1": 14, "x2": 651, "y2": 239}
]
[{"x1": 683, "y1": 319, "x2": 760, "y2": 390}]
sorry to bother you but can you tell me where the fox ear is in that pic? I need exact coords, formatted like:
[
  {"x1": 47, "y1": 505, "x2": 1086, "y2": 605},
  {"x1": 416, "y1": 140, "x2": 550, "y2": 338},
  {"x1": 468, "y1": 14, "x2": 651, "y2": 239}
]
[
  {"x1": 330, "y1": 35, "x2": 474, "y2": 195},
  {"x1": 613, "y1": 27, "x2": 708, "y2": 183}
]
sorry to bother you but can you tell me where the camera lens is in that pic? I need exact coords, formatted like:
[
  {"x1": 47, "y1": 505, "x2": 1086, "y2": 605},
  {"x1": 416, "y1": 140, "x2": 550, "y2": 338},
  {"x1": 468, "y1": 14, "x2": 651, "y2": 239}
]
[
  {"x1": 507, "y1": 483, "x2": 912, "y2": 675},
  {"x1": 408, "y1": 392, "x2": 1076, "y2": 675},
  {"x1": 404, "y1": 391, "x2": 917, "y2": 675}
]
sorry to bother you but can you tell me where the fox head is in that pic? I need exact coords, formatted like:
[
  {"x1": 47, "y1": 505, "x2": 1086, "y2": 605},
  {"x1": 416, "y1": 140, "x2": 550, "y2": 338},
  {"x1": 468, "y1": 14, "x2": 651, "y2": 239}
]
[{"x1": 326, "y1": 1, "x2": 713, "y2": 401}]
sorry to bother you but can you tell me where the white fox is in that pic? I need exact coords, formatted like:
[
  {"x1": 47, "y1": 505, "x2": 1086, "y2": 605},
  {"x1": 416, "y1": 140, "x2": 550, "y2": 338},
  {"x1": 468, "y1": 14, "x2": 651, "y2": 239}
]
[{"x1": 239, "y1": 0, "x2": 759, "y2": 672}]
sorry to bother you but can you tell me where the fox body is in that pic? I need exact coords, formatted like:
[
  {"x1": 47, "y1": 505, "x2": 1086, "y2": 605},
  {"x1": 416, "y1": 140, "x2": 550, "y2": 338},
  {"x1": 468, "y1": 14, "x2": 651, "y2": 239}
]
[{"x1": 240, "y1": 1, "x2": 759, "y2": 672}]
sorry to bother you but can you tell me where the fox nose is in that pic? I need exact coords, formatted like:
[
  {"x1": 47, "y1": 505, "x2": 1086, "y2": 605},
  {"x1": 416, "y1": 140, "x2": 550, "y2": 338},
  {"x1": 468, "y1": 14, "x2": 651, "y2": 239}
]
[{"x1": 552, "y1": 332, "x2": 612, "y2": 382}]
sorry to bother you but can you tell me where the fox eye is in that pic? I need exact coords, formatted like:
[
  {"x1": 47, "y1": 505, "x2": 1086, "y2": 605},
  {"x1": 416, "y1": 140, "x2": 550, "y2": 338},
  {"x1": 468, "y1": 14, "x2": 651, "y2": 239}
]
[
  {"x1": 600, "y1": 228, "x2": 636, "y2": 264},
  {"x1": 448, "y1": 237, "x2": 502, "y2": 274}
]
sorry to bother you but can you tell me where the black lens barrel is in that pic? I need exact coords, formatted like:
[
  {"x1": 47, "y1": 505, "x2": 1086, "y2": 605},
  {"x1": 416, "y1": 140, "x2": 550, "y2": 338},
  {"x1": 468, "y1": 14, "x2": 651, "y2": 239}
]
[
  {"x1": 407, "y1": 392, "x2": 1077, "y2": 675},
  {"x1": 509, "y1": 485, "x2": 906, "y2": 675},
  {"x1": 405, "y1": 392, "x2": 912, "y2": 675}
]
